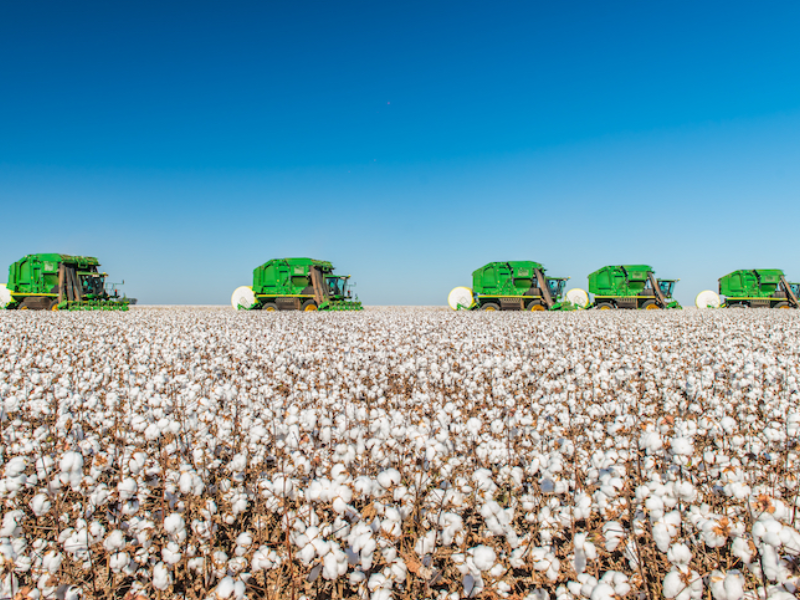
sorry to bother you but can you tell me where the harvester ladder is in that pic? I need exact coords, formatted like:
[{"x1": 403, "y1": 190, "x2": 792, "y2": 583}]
[
  {"x1": 780, "y1": 275, "x2": 799, "y2": 308},
  {"x1": 648, "y1": 272, "x2": 667, "y2": 307},
  {"x1": 535, "y1": 268, "x2": 554, "y2": 309},
  {"x1": 310, "y1": 267, "x2": 328, "y2": 306}
]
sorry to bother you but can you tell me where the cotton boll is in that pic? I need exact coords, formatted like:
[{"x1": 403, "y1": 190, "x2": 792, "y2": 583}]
[
  {"x1": 109, "y1": 551, "x2": 130, "y2": 573},
  {"x1": 377, "y1": 469, "x2": 401, "y2": 489},
  {"x1": 152, "y1": 561, "x2": 172, "y2": 591},
  {"x1": 663, "y1": 568, "x2": 703, "y2": 600},
  {"x1": 709, "y1": 570, "x2": 744, "y2": 600},
  {"x1": 30, "y1": 493, "x2": 52, "y2": 517},
  {"x1": 4, "y1": 457, "x2": 27, "y2": 478},
  {"x1": 469, "y1": 545, "x2": 497, "y2": 572},
  {"x1": 162, "y1": 542, "x2": 182, "y2": 565},
  {"x1": 667, "y1": 543, "x2": 692, "y2": 567},
  {"x1": 117, "y1": 478, "x2": 138, "y2": 501}
]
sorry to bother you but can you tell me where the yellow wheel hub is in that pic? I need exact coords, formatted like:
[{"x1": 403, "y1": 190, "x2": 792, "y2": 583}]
[
  {"x1": 483, "y1": 306, "x2": 497, "y2": 312},
  {"x1": 51, "y1": 304, "x2": 59, "y2": 311},
  {"x1": 645, "y1": 304, "x2": 661, "y2": 310},
  {"x1": 598, "y1": 305, "x2": 612, "y2": 310},
  {"x1": 264, "y1": 306, "x2": 276, "y2": 312},
  {"x1": 529, "y1": 304, "x2": 546, "y2": 312},
  {"x1": 778, "y1": 305, "x2": 792, "y2": 309},
  {"x1": 304, "y1": 304, "x2": 318, "y2": 312}
]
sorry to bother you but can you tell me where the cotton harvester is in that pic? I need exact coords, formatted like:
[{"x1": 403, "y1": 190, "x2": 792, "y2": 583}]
[
  {"x1": 231, "y1": 258, "x2": 362, "y2": 311},
  {"x1": 587, "y1": 264, "x2": 681, "y2": 309},
  {"x1": 0, "y1": 253, "x2": 133, "y2": 310},
  {"x1": 695, "y1": 269, "x2": 800, "y2": 309},
  {"x1": 447, "y1": 261, "x2": 589, "y2": 311}
]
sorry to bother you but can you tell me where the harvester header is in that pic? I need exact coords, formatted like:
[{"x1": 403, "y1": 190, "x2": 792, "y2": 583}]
[
  {"x1": 0, "y1": 253, "x2": 132, "y2": 311},
  {"x1": 231, "y1": 257, "x2": 362, "y2": 311}
]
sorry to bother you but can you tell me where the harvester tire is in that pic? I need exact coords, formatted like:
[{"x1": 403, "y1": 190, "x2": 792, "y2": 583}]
[
  {"x1": 774, "y1": 302, "x2": 793, "y2": 309},
  {"x1": 595, "y1": 303, "x2": 614, "y2": 310},
  {"x1": 641, "y1": 300, "x2": 660, "y2": 310},
  {"x1": 261, "y1": 303, "x2": 278, "y2": 312},
  {"x1": 527, "y1": 301, "x2": 546, "y2": 312},
  {"x1": 302, "y1": 300, "x2": 318, "y2": 312},
  {"x1": 481, "y1": 303, "x2": 500, "y2": 312}
]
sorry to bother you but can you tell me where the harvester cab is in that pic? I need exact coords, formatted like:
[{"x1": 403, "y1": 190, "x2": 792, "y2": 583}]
[
  {"x1": 0, "y1": 253, "x2": 131, "y2": 311},
  {"x1": 231, "y1": 258, "x2": 363, "y2": 311},
  {"x1": 588, "y1": 265, "x2": 681, "y2": 310},
  {"x1": 697, "y1": 269, "x2": 800, "y2": 309},
  {"x1": 447, "y1": 261, "x2": 586, "y2": 311}
]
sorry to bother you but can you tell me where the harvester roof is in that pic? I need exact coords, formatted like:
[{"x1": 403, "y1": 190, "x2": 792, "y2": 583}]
[
  {"x1": 20, "y1": 253, "x2": 100, "y2": 267},
  {"x1": 719, "y1": 268, "x2": 784, "y2": 281},
  {"x1": 590, "y1": 265, "x2": 654, "y2": 279},
  {"x1": 472, "y1": 261, "x2": 545, "y2": 277},
  {"x1": 257, "y1": 257, "x2": 335, "y2": 271}
]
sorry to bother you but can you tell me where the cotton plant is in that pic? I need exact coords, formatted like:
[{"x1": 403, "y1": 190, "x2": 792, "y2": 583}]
[{"x1": 1, "y1": 308, "x2": 800, "y2": 598}]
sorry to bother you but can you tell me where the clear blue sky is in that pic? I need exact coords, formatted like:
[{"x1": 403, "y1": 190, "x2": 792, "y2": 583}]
[{"x1": 2, "y1": 2, "x2": 799, "y2": 305}]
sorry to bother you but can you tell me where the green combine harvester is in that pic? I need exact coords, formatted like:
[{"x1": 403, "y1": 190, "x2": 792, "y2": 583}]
[
  {"x1": 448, "y1": 260, "x2": 589, "y2": 311},
  {"x1": 588, "y1": 264, "x2": 681, "y2": 310},
  {"x1": 695, "y1": 269, "x2": 800, "y2": 309},
  {"x1": 0, "y1": 253, "x2": 132, "y2": 311},
  {"x1": 231, "y1": 257, "x2": 362, "y2": 311}
]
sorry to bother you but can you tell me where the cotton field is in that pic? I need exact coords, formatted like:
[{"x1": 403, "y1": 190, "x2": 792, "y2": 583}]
[{"x1": 2, "y1": 308, "x2": 800, "y2": 600}]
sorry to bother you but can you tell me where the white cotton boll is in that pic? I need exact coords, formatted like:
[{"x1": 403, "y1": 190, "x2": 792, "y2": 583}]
[
  {"x1": 670, "y1": 437, "x2": 694, "y2": 456},
  {"x1": 466, "y1": 417, "x2": 482, "y2": 436},
  {"x1": 667, "y1": 543, "x2": 692, "y2": 567},
  {"x1": 377, "y1": 469, "x2": 401, "y2": 489},
  {"x1": 36, "y1": 456, "x2": 54, "y2": 479},
  {"x1": 252, "y1": 546, "x2": 281, "y2": 571},
  {"x1": 42, "y1": 550, "x2": 63, "y2": 574},
  {"x1": 229, "y1": 453, "x2": 247, "y2": 472},
  {"x1": 215, "y1": 576, "x2": 236, "y2": 599},
  {"x1": 1, "y1": 511, "x2": 24, "y2": 537},
  {"x1": 663, "y1": 568, "x2": 703, "y2": 600},
  {"x1": 117, "y1": 478, "x2": 138, "y2": 501},
  {"x1": 4, "y1": 457, "x2": 26, "y2": 477},
  {"x1": 590, "y1": 583, "x2": 615, "y2": 600},
  {"x1": 164, "y1": 512, "x2": 187, "y2": 544},
  {"x1": 710, "y1": 570, "x2": 744, "y2": 600},
  {"x1": 30, "y1": 493, "x2": 52, "y2": 517},
  {"x1": 109, "y1": 551, "x2": 130, "y2": 573},
  {"x1": 152, "y1": 561, "x2": 172, "y2": 591},
  {"x1": 602, "y1": 521, "x2": 625, "y2": 552},
  {"x1": 236, "y1": 531, "x2": 253, "y2": 549},
  {"x1": 162, "y1": 542, "x2": 182, "y2": 565},
  {"x1": 179, "y1": 471, "x2": 194, "y2": 495},
  {"x1": 469, "y1": 545, "x2": 496, "y2": 572},
  {"x1": 60, "y1": 451, "x2": 83, "y2": 474}
]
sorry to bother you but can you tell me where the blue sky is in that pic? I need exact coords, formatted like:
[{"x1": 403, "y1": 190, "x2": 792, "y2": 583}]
[{"x1": 1, "y1": 1, "x2": 799, "y2": 305}]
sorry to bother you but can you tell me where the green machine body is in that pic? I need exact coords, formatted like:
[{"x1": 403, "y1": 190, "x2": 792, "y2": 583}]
[
  {"x1": 1, "y1": 253, "x2": 132, "y2": 311},
  {"x1": 588, "y1": 264, "x2": 681, "y2": 310},
  {"x1": 232, "y1": 257, "x2": 362, "y2": 311}
]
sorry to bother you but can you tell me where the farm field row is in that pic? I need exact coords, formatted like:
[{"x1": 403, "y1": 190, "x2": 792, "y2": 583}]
[{"x1": 1, "y1": 310, "x2": 799, "y2": 600}]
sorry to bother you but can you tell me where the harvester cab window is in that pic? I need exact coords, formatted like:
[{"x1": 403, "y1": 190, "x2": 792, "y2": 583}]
[
  {"x1": 326, "y1": 277, "x2": 345, "y2": 297},
  {"x1": 80, "y1": 272, "x2": 105, "y2": 297},
  {"x1": 659, "y1": 281, "x2": 675, "y2": 297},
  {"x1": 548, "y1": 279, "x2": 566, "y2": 298}
]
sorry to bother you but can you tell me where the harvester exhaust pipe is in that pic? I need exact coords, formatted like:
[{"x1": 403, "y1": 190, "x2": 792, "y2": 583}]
[
  {"x1": 535, "y1": 268, "x2": 554, "y2": 309},
  {"x1": 780, "y1": 275, "x2": 799, "y2": 308}
]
